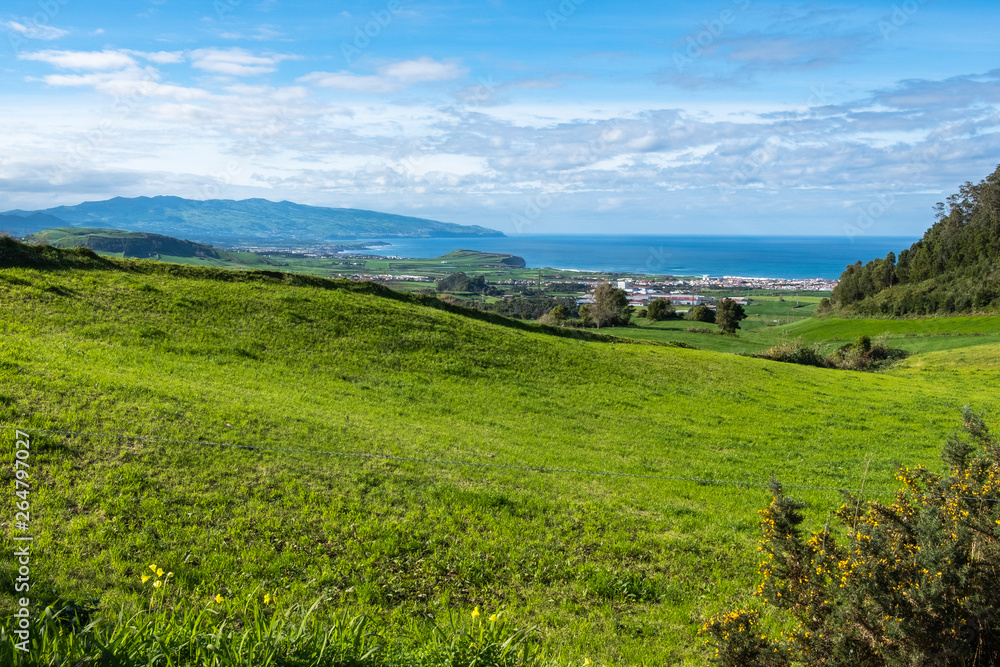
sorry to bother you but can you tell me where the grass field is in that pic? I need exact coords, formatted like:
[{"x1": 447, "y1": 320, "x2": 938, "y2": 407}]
[
  {"x1": 2, "y1": 245, "x2": 998, "y2": 664},
  {"x1": 602, "y1": 300, "x2": 1000, "y2": 358}
]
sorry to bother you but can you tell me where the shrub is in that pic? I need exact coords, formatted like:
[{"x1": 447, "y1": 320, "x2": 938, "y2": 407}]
[
  {"x1": 687, "y1": 305, "x2": 716, "y2": 323},
  {"x1": 646, "y1": 298, "x2": 676, "y2": 322},
  {"x1": 827, "y1": 335, "x2": 909, "y2": 371},
  {"x1": 702, "y1": 408, "x2": 1000, "y2": 666},
  {"x1": 752, "y1": 336, "x2": 909, "y2": 371},
  {"x1": 755, "y1": 341, "x2": 828, "y2": 368}
]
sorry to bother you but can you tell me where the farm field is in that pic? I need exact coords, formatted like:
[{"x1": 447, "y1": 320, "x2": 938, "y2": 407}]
[{"x1": 2, "y1": 243, "x2": 998, "y2": 664}]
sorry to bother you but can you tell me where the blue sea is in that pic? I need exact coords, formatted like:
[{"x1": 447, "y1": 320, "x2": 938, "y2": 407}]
[{"x1": 359, "y1": 235, "x2": 920, "y2": 280}]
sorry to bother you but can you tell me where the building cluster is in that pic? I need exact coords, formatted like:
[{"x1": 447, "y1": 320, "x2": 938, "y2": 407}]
[
  {"x1": 348, "y1": 274, "x2": 432, "y2": 282},
  {"x1": 577, "y1": 280, "x2": 749, "y2": 308},
  {"x1": 697, "y1": 276, "x2": 838, "y2": 291}
]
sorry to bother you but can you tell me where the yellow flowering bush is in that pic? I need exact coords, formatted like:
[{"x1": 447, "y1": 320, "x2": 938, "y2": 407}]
[{"x1": 702, "y1": 407, "x2": 1000, "y2": 665}]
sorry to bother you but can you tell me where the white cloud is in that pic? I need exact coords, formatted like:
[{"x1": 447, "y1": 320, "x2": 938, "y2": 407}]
[
  {"x1": 190, "y1": 48, "x2": 295, "y2": 76},
  {"x1": 217, "y1": 25, "x2": 284, "y2": 41},
  {"x1": 19, "y1": 49, "x2": 136, "y2": 70},
  {"x1": 297, "y1": 71, "x2": 397, "y2": 93},
  {"x1": 381, "y1": 57, "x2": 467, "y2": 85},
  {"x1": 3, "y1": 20, "x2": 69, "y2": 40},
  {"x1": 299, "y1": 57, "x2": 468, "y2": 93},
  {"x1": 127, "y1": 50, "x2": 186, "y2": 65}
]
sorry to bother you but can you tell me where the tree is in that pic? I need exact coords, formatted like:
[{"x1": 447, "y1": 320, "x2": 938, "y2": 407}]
[
  {"x1": 548, "y1": 304, "x2": 568, "y2": 324},
  {"x1": 646, "y1": 298, "x2": 676, "y2": 322},
  {"x1": 578, "y1": 304, "x2": 593, "y2": 326},
  {"x1": 686, "y1": 304, "x2": 715, "y2": 323},
  {"x1": 590, "y1": 282, "x2": 633, "y2": 328},
  {"x1": 436, "y1": 272, "x2": 492, "y2": 294},
  {"x1": 702, "y1": 408, "x2": 1000, "y2": 666},
  {"x1": 716, "y1": 298, "x2": 747, "y2": 334}
]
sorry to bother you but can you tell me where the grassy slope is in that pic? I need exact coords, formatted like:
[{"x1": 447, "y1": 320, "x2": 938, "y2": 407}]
[
  {"x1": 1, "y1": 250, "x2": 998, "y2": 664},
  {"x1": 605, "y1": 305, "x2": 1000, "y2": 357}
]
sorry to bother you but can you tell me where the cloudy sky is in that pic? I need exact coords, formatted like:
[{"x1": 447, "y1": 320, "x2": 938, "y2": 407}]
[{"x1": 1, "y1": 0, "x2": 998, "y2": 236}]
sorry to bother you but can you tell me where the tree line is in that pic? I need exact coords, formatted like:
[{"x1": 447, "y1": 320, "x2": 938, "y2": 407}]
[{"x1": 831, "y1": 163, "x2": 1000, "y2": 316}]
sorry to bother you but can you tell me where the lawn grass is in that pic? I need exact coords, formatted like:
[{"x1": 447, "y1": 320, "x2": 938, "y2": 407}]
[{"x1": 1, "y1": 249, "x2": 998, "y2": 664}]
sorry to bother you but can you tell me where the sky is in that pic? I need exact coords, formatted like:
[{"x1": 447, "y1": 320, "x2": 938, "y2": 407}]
[{"x1": 1, "y1": 0, "x2": 998, "y2": 236}]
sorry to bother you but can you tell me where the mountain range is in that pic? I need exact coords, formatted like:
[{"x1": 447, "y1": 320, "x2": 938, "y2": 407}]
[{"x1": 0, "y1": 196, "x2": 504, "y2": 243}]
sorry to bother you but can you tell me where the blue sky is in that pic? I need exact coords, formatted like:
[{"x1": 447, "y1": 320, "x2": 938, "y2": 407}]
[{"x1": 1, "y1": 0, "x2": 998, "y2": 236}]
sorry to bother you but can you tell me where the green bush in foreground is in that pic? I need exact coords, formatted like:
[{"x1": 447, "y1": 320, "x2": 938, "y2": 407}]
[
  {"x1": 702, "y1": 408, "x2": 1000, "y2": 666},
  {"x1": 753, "y1": 336, "x2": 909, "y2": 371},
  {"x1": 1, "y1": 592, "x2": 544, "y2": 667}
]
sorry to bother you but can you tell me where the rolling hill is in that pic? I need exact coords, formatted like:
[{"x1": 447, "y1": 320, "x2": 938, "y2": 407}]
[
  {"x1": 0, "y1": 196, "x2": 504, "y2": 243},
  {"x1": 28, "y1": 227, "x2": 235, "y2": 260},
  {"x1": 1, "y1": 237, "x2": 998, "y2": 664}
]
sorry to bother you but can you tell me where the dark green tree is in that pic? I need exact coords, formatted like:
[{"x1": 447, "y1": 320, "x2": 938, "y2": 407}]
[
  {"x1": 548, "y1": 304, "x2": 569, "y2": 324},
  {"x1": 591, "y1": 282, "x2": 633, "y2": 328},
  {"x1": 436, "y1": 272, "x2": 492, "y2": 294},
  {"x1": 830, "y1": 163, "x2": 1000, "y2": 316},
  {"x1": 715, "y1": 299, "x2": 748, "y2": 334},
  {"x1": 686, "y1": 304, "x2": 716, "y2": 323},
  {"x1": 646, "y1": 298, "x2": 676, "y2": 322}
]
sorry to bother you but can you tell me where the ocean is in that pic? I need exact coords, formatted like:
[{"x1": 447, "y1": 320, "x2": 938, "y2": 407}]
[{"x1": 358, "y1": 235, "x2": 920, "y2": 280}]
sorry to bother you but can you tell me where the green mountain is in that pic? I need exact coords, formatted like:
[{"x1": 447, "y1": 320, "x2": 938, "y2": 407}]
[
  {"x1": 1, "y1": 195, "x2": 504, "y2": 243},
  {"x1": 2, "y1": 237, "x2": 997, "y2": 663},
  {"x1": 831, "y1": 163, "x2": 1000, "y2": 315},
  {"x1": 0, "y1": 211, "x2": 70, "y2": 237}
]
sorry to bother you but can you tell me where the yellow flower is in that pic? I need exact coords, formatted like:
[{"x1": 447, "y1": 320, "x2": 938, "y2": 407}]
[
  {"x1": 149, "y1": 564, "x2": 157, "y2": 572},
  {"x1": 153, "y1": 580, "x2": 162, "y2": 588},
  {"x1": 471, "y1": 606, "x2": 480, "y2": 619},
  {"x1": 167, "y1": 572, "x2": 174, "y2": 578},
  {"x1": 156, "y1": 568, "x2": 164, "y2": 577},
  {"x1": 264, "y1": 594, "x2": 272, "y2": 605},
  {"x1": 489, "y1": 613, "x2": 498, "y2": 623},
  {"x1": 141, "y1": 574, "x2": 151, "y2": 583},
  {"x1": 215, "y1": 594, "x2": 225, "y2": 604},
  {"x1": 584, "y1": 659, "x2": 592, "y2": 666}
]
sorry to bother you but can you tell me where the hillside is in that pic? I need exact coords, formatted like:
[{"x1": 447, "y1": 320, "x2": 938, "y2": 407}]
[
  {"x1": 21, "y1": 229, "x2": 530, "y2": 280},
  {"x1": 831, "y1": 162, "x2": 1000, "y2": 315},
  {"x1": 1, "y1": 239, "x2": 998, "y2": 664},
  {"x1": 1, "y1": 196, "x2": 504, "y2": 243},
  {"x1": 28, "y1": 227, "x2": 235, "y2": 260}
]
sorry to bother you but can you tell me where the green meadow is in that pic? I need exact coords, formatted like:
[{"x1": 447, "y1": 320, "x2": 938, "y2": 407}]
[
  {"x1": 603, "y1": 298, "x2": 1000, "y2": 357},
  {"x1": 2, "y1": 244, "x2": 999, "y2": 664}
]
